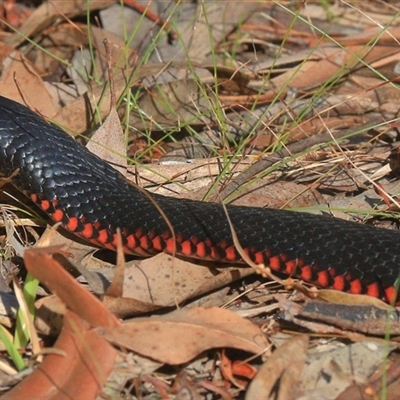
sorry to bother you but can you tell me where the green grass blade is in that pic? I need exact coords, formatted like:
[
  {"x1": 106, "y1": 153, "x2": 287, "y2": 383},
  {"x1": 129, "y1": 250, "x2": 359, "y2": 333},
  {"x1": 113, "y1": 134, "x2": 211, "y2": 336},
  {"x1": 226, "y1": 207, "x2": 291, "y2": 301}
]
[
  {"x1": 14, "y1": 273, "x2": 39, "y2": 349},
  {"x1": 0, "y1": 324, "x2": 25, "y2": 371}
]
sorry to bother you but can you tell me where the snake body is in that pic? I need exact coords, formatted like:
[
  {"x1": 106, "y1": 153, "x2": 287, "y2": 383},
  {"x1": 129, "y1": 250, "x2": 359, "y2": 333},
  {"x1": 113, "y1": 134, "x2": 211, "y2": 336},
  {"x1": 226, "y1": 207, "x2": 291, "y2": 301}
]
[{"x1": 0, "y1": 95, "x2": 398, "y2": 303}]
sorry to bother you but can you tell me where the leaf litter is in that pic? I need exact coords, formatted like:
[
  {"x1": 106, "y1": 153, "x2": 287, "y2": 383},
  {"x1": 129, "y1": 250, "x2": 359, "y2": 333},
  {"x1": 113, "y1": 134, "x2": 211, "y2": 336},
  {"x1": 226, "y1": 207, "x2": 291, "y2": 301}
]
[{"x1": 0, "y1": 1, "x2": 400, "y2": 399}]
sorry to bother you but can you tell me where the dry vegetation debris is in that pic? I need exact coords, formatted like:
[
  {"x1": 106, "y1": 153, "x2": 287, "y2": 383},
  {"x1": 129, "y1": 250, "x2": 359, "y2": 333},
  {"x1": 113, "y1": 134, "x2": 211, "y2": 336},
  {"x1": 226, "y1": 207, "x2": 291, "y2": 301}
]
[{"x1": 0, "y1": 1, "x2": 400, "y2": 399}]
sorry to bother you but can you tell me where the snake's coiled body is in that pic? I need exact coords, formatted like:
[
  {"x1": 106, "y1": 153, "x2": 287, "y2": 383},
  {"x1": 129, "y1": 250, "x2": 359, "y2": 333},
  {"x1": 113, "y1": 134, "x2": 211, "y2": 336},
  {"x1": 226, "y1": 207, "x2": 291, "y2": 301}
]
[{"x1": 0, "y1": 96, "x2": 398, "y2": 303}]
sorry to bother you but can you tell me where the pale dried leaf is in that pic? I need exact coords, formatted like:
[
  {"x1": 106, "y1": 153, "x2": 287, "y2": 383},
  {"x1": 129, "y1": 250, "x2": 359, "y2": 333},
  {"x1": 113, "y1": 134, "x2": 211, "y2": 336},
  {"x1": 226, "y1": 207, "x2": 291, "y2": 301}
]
[
  {"x1": 123, "y1": 253, "x2": 254, "y2": 307},
  {"x1": 2, "y1": 311, "x2": 117, "y2": 400},
  {"x1": 4, "y1": 0, "x2": 114, "y2": 47},
  {"x1": 268, "y1": 45, "x2": 400, "y2": 92},
  {"x1": 87, "y1": 107, "x2": 127, "y2": 176},
  {"x1": 97, "y1": 307, "x2": 269, "y2": 364},
  {"x1": 0, "y1": 51, "x2": 58, "y2": 116},
  {"x1": 245, "y1": 335, "x2": 309, "y2": 400}
]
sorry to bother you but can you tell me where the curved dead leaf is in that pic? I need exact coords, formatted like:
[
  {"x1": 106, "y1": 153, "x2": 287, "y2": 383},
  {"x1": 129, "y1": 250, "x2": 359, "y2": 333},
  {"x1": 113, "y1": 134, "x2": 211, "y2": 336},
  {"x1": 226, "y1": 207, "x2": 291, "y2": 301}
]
[
  {"x1": 24, "y1": 247, "x2": 120, "y2": 328},
  {"x1": 97, "y1": 307, "x2": 269, "y2": 364},
  {"x1": 2, "y1": 311, "x2": 116, "y2": 400},
  {"x1": 86, "y1": 107, "x2": 127, "y2": 176},
  {"x1": 124, "y1": 253, "x2": 254, "y2": 307},
  {"x1": 245, "y1": 335, "x2": 309, "y2": 400}
]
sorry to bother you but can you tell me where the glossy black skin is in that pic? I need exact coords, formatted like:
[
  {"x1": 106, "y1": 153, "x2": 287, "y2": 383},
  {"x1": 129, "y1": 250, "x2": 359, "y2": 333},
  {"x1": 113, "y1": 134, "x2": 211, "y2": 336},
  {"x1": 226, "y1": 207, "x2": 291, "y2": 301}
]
[{"x1": 0, "y1": 95, "x2": 399, "y2": 297}]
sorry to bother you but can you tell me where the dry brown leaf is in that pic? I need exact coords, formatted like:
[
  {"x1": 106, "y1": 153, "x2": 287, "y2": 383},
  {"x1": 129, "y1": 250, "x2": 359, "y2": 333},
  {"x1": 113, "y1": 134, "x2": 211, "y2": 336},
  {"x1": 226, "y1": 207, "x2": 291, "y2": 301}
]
[
  {"x1": 316, "y1": 289, "x2": 391, "y2": 309},
  {"x1": 103, "y1": 295, "x2": 162, "y2": 319},
  {"x1": 87, "y1": 107, "x2": 127, "y2": 176},
  {"x1": 245, "y1": 335, "x2": 309, "y2": 400},
  {"x1": 184, "y1": 1, "x2": 261, "y2": 63},
  {"x1": 230, "y1": 180, "x2": 325, "y2": 209},
  {"x1": 24, "y1": 246, "x2": 120, "y2": 328},
  {"x1": 32, "y1": 24, "x2": 85, "y2": 77},
  {"x1": 203, "y1": 65, "x2": 254, "y2": 95},
  {"x1": 4, "y1": 247, "x2": 120, "y2": 399},
  {"x1": 0, "y1": 50, "x2": 58, "y2": 116},
  {"x1": 269, "y1": 45, "x2": 400, "y2": 93},
  {"x1": 35, "y1": 229, "x2": 98, "y2": 267},
  {"x1": 123, "y1": 253, "x2": 254, "y2": 307},
  {"x1": 133, "y1": 157, "x2": 253, "y2": 197},
  {"x1": 2, "y1": 310, "x2": 117, "y2": 400},
  {"x1": 287, "y1": 115, "x2": 372, "y2": 143},
  {"x1": 0, "y1": 41, "x2": 14, "y2": 66},
  {"x1": 4, "y1": 0, "x2": 115, "y2": 48},
  {"x1": 97, "y1": 306, "x2": 269, "y2": 364},
  {"x1": 336, "y1": 25, "x2": 400, "y2": 47}
]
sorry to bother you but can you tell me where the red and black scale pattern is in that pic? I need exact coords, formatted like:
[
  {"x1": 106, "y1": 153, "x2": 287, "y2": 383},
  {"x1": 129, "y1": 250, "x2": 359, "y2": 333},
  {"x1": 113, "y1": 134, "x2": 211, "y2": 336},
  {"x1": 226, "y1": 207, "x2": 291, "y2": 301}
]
[{"x1": 0, "y1": 96, "x2": 399, "y2": 303}]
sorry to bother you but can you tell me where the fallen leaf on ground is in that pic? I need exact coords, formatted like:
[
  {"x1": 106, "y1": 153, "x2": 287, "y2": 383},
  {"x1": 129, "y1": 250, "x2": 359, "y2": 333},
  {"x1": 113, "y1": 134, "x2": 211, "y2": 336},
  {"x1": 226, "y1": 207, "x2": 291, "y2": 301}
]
[
  {"x1": 1, "y1": 247, "x2": 121, "y2": 399},
  {"x1": 24, "y1": 246, "x2": 120, "y2": 328},
  {"x1": 0, "y1": 51, "x2": 58, "y2": 116},
  {"x1": 97, "y1": 306, "x2": 269, "y2": 364},
  {"x1": 2, "y1": 310, "x2": 117, "y2": 400},
  {"x1": 245, "y1": 335, "x2": 309, "y2": 400},
  {"x1": 123, "y1": 253, "x2": 254, "y2": 307},
  {"x1": 87, "y1": 107, "x2": 127, "y2": 176}
]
